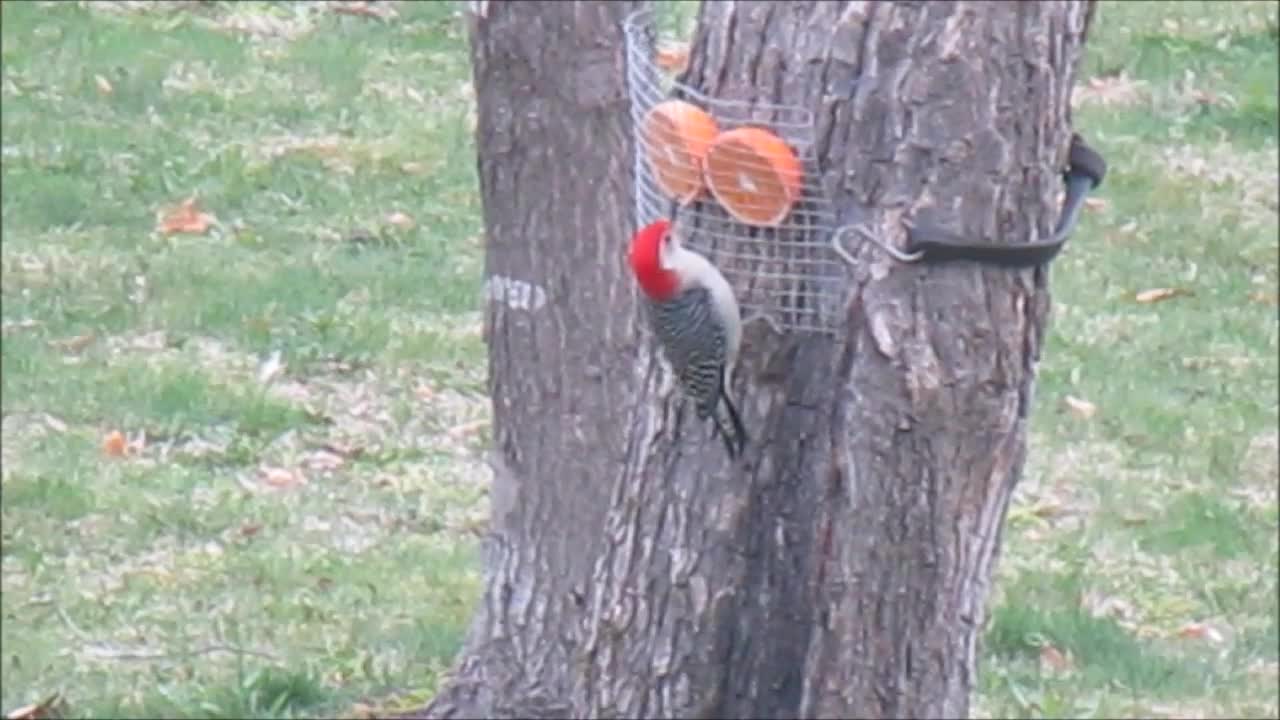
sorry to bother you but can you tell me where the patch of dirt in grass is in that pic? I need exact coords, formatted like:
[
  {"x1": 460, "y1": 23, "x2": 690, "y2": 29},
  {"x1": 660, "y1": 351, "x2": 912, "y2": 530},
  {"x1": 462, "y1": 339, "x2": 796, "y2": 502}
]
[
  {"x1": 1001, "y1": 435, "x2": 1244, "y2": 634},
  {"x1": 2, "y1": 243, "x2": 123, "y2": 291},
  {"x1": 0, "y1": 412, "x2": 68, "y2": 480},
  {"x1": 1236, "y1": 430, "x2": 1278, "y2": 511},
  {"x1": 80, "y1": 0, "x2": 206, "y2": 16},
  {"x1": 1073, "y1": 72, "x2": 1150, "y2": 109},
  {"x1": 208, "y1": 3, "x2": 321, "y2": 42},
  {"x1": 1011, "y1": 435, "x2": 1113, "y2": 540},
  {"x1": 162, "y1": 59, "x2": 243, "y2": 98},
  {"x1": 1159, "y1": 142, "x2": 1279, "y2": 222},
  {"x1": 63, "y1": 534, "x2": 200, "y2": 603},
  {"x1": 163, "y1": 62, "x2": 327, "y2": 122},
  {"x1": 97, "y1": 329, "x2": 490, "y2": 482},
  {"x1": 239, "y1": 133, "x2": 402, "y2": 176}
]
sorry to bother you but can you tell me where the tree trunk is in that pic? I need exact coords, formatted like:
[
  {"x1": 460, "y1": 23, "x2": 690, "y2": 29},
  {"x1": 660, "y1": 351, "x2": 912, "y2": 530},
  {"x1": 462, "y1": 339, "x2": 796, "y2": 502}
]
[
  {"x1": 414, "y1": 1, "x2": 1095, "y2": 718},
  {"x1": 415, "y1": 2, "x2": 646, "y2": 718}
]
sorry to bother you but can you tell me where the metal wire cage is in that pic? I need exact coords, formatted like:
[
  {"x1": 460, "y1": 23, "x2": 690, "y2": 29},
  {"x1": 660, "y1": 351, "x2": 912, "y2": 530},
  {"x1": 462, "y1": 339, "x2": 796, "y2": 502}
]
[{"x1": 624, "y1": 9, "x2": 845, "y2": 334}]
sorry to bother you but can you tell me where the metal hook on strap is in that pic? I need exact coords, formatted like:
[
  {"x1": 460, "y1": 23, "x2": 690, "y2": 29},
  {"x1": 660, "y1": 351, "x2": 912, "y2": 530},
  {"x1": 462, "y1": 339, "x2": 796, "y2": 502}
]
[{"x1": 831, "y1": 224, "x2": 925, "y2": 266}]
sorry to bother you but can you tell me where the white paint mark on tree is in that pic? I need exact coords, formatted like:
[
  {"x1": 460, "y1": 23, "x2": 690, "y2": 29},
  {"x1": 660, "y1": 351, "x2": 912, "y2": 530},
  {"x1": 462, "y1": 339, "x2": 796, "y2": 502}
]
[{"x1": 485, "y1": 275, "x2": 547, "y2": 312}]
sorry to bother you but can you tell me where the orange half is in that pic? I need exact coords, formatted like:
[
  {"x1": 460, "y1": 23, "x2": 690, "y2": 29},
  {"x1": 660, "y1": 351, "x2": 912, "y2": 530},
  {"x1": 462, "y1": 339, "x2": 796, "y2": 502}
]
[
  {"x1": 703, "y1": 126, "x2": 803, "y2": 227},
  {"x1": 641, "y1": 100, "x2": 720, "y2": 204}
]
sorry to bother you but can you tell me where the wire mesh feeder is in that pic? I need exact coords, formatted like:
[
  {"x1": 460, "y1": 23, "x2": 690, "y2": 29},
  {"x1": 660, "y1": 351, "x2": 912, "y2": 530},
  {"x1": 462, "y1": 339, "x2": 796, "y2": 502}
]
[{"x1": 624, "y1": 9, "x2": 845, "y2": 335}]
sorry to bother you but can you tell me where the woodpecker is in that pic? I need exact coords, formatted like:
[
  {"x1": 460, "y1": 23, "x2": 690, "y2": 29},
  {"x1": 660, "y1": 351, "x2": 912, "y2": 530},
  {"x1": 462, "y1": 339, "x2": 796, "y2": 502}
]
[{"x1": 627, "y1": 218, "x2": 747, "y2": 458}]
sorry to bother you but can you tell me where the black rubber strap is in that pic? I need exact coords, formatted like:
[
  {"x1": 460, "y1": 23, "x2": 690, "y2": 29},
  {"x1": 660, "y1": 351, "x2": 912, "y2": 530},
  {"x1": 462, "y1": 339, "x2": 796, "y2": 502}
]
[{"x1": 901, "y1": 134, "x2": 1108, "y2": 267}]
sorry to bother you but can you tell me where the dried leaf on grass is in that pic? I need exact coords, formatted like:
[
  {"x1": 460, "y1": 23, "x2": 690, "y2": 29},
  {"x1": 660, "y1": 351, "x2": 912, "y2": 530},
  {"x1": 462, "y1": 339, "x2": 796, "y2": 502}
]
[
  {"x1": 447, "y1": 418, "x2": 489, "y2": 440},
  {"x1": 320, "y1": 440, "x2": 366, "y2": 460},
  {"x1": 303, "y1": 449, "x2": 347, "y2": 472},
  {"x1": 215, "y1": 5, "x2": 316, "y2": 40},
  {"x1": 1135, "y1": 287, "x2": 1192, "y2": 304},
  {"x1": 385, "y1": 211, "x2": 415, "y2": 230},
  {"x1": 414, "y1": 382, "x2": 435, "y2": 402},
  {"x1": 156, "y1": 196, "x2": 216, "y2": 235},
  {"x1": 93, "y1": 73, "x2": 113, "y2": 95},
  {"x1": 126, "y1": 330, "x2": 169, "y2": 352},
  {"x1": 102, "y1": 429, "x2": 147, "y2": 457},
  {"x1": 5, "y1": 693, "x2": 65, "y2": 720},
  {"x1": 1081, "y1": 590, "x2": 1140, "y2": 626},
  {"x1": 1176, "y1": 621, "x2": 1226, "y2": 644},
  {"x1": 102, "y1": 430, "x2": 128, "y2": 457},
  {"x1": 259, "y1": 465, "x2": 308, "y2": 490},
  {"x1": 329, "y1": 1, "x2": 398, "y2": 20},
  {"x1": 1038, "y1": 644, "x2": 1074, "y2": 674},
  {"x1": 1178, "y1": 69, "x2": 1238, "y2": 111},
  {"x1": 48, "y1": 332, "x2": 96, "y2": 354},
  {"x1": 1062, "y1": 395, "x2": 1097, "y2": 420},
  {"x1": 1072, "y1": 72, "x2": 1148, "y2": 108},
  {"x1": 1, "y1": 318, "x2": 40, "y2": 335}
]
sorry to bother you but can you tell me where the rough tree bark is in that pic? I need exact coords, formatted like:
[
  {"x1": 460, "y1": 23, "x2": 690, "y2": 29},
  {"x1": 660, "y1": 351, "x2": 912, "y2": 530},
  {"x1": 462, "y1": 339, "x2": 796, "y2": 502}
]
[
  {"x1": 415, "y1": 1, "x2": 1096, "y2": 719},
  {"x1": 412, "y1": 2, "x2": 646, "y2": 718}
]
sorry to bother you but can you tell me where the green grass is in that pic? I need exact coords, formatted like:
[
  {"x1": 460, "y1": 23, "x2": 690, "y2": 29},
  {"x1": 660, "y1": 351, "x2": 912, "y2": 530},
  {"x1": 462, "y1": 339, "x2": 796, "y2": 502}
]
[
  {"x1": 974, "y1": 4, "x2": 1279, "y2": 717},
  {"x1": 2, "y1": 1, "x2": 1276, "y2": 718},
  {"x1": 2, "y1": 2, "x2": 486, "y2": 718}
]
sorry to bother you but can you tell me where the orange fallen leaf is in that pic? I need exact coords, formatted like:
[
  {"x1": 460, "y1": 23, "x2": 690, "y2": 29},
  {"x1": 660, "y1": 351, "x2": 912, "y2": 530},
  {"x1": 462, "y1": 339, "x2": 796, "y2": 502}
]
[
  {"x1": 656, "y1": 42, "x2": 690, "y2": 72},
  {"x1": 94, "y1": 74, "x2": 113, "y2": 95},
  {"x1": 1135, "y1": 287, "x2": 1190, "y2": 304},
  {"x1": 156, "y1": 196, "x2": 216, "y2": 236},
  {"x1": 1039, "y1": 644, "x2": 1073, "y2": 674},
  {"x1": 1083, "y1": 196, "x2": 1107, "y2": 211},
  {"x1": 1063, "y1": 395, "x2": 1097, "y2": 420},
  {"x1": 259, "y1": 466, "x2": 307, "y2": 490},
  {"x1": 1176, "y1": 621, "x2": 1225, "y2": 644},
  {"x1": 1073, "y1": 72, "x2": 1148, "y2": 108},
  {"x1": 102, "y1": 430, "x2": 127, "y2": 457},
  {"x1": 1190, "y1": 89, "x2": 1217, "y2": 106}
]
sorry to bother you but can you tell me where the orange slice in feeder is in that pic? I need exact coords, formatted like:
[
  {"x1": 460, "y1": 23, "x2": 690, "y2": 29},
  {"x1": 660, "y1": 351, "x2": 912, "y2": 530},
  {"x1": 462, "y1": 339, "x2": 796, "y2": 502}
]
[
  {"x1": 703, "y1": 126, "x2": 803, "y2": 227},
  {"x1": 641, "y1": 100, "x2": 720, "y2": 204}
]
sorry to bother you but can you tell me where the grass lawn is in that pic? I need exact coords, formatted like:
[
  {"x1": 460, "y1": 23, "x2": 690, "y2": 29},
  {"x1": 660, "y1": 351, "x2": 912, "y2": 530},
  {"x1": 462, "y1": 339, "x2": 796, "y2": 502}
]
[{"x1": 1, "y1": 1, "x2": 1275, "y2": 718}]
